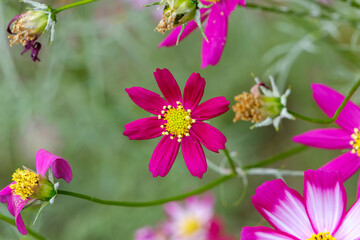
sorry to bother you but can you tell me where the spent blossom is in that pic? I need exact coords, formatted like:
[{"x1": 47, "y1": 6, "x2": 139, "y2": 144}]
[
  {"x1": 241, "y1": 169, "x2": 360, "y2": 240},
  {"x1": 293, "y1": 83, "x2": 360, "y2": 183},
  {"x1": 7, "y1": 0, "x2": 56, "y2": 62},
  {"x1": 158, "y1": 0, "x2": 246, "y2": 68},
  {"x1": 123, "y1": 68, "x2": 229, "y2": 178},
  {"x1": 232, "y1": 76, "x2": 294, "y2": 131},
  {"x1": 0, "y1": 149, "x2": 72, "y2": 235}
]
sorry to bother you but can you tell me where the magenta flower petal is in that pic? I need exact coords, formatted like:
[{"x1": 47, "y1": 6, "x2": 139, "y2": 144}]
[
  {"x1": 149, "y1": 136, "x2": 180, "y2": 177},
  {"x1": 312, "y1": 83, "x2": 360, "y2": 132},
  {"x1": 8, "y1": 195, "x2": 28, "y2": 235},
  {"x1": 191, "y1": 122, "x2": 226, "y2": 153},
  {"x1": 201, "y1": 6, "x2": 228, "y2": 69},
  {"x1": 159, "y1": 20, "x2": 199, "y2": 48},
  {"x1": 181, "y1": 135, "x2": 207, "y2": 178},
  {"x1": 320, "y1": 151, "x2": 360, "y2": 181},
  {"x1": 154, "y1": 69, "x2": 182, "y2": 106},
  {"x1": 36, "y1": 149, "x2": 73, "y2": 183},
  {"x1": 334, "y1": 199, "x2": 360, "y2": 239},
  {"x1": 124, "y1": 117, "x2": 164, "y2": 140},
  {"x1": 126, "y1": 87, "x2": 168, "y2": 115},
  {"x1": 0, "y1": 184, "x2": 13, "y2": 203},
  {"x1": 183, "y1": 73, "x2": 206, "y2": 110},
  {"x1": 293, "y1": 128, "x2": 351, "y2": 149},
  {"x1": 192, "y1": 96, "x2": 230, "y2": 120},
  {"x1": 241, "y1": 226, "x2": 297, "y2": 240},
  {"x1": 304, "y1": 170, "x2": 346, "y2": 234},
  {"x1": 252, "y1": 179, "x2": 313, "y2": 239}
]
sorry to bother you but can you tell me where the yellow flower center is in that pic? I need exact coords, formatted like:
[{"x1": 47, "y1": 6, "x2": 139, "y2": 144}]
[
  {"x1": 158, "y1": 101, "x2": 195, "y2": 142},
  {"x1": 232, "y1": 92, "x2": 265, "y2": 123},
  {"x1": 350, "y1": 128, "x2": 360, "y2": 156},
  {"x1": 10, "y1": 169, "x2": 39, "y2": 200},
  {"x1": 307, "y1": 232, "x2": 336, "y2": 240},
  {"x1": 180, "y1": 217, "x2": 201, "y2": 236},
  {"x1": 206, "y1": 0, "x2": 220, "y2": 2}
]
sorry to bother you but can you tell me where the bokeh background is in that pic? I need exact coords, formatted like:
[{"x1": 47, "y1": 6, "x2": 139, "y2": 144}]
[{"x1": 1, "y1": 0, "x2": 360, "y2": 239}]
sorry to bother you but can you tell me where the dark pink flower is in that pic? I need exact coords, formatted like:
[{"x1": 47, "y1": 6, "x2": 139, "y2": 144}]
[
  {"x1": 123, "y1": 68, "x2": 229, "y2": 178},
  {"x1": 0, "y1": 149, "x2": 72, "y2": 235},
  {"x1": 159, "y1": 0, "x2": 246, "y2": 68},
  {"x1": 293, "y1": 84, "x2": 360, "y2": 182},
  {"x1": 241, "y1": 169, "x2": 360, "y2": 239}
]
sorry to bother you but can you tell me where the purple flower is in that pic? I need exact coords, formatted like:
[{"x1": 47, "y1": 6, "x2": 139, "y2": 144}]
[
  {"x1": 0, "y1": 149, "x2": 72, "y2": 235},
  {"x1": 159, "y1": 0, "x2": 246, "y2": 68},
  {"x1": 293, "y1": 84, "x2": 360, "y2": 182},
  {"x1": 123, "y1": 68, "x2": 229, "y2": 178},
  {"x1": 241, "y1": 169, "x2": 360, "y2": 239}
]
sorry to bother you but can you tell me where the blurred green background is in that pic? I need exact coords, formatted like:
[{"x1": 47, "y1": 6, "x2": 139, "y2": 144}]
[{"x1": 1, "y1": 0, "x2": 360, "y2": 239}]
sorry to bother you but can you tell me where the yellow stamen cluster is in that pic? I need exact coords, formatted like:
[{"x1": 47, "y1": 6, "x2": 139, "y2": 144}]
[
  {"x1": 8, "y1": 18, "x2": 36, "y2": 47},
  {"x1": 157, "y1": 14, "x2": 176, "y2": 33},
  {"x1": 158, "y1": 101, "x2": 195, "y2": 142},
  {"x1": 350, "y1": 128, "x2": 360, "y2": 156},
  {"x1": 307, "y1": 232, "x2": 336, "y2": 240},
  {"x1": 180, "y1": 217, "x2": 201, "y2": 236},
  {"x1": 10, "y1": 169, "x2": 39, "y2": 200},
  {"x1": 232, "y1": 92, "x2": 265, "y2": 123},
  {"x1": 206, "y1": 0, "x2": 220, "y2": 2}
]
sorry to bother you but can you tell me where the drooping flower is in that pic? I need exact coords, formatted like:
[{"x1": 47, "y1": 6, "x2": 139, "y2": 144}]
[
  {"x1": 232, "y1": 76, "x2": 294, "y2": 131},
  {"x1": 241, "y1": 169, "x2": 360, "y2": 240},
  {"x1": 7, "y1": 0, "x2": 56, "y2": 62},
  {"x1": 0, "y1": 149, "x2": 72, "y2": 235},
  {"x1": 123, "y1": 68, "x2": 229, "y2": 178},
  {"x1": 293, "y1": 83, "x2": 360, "y2": 182},
  {"x1": 158, "y1": 0, "x2": 246, "y2": 68}
]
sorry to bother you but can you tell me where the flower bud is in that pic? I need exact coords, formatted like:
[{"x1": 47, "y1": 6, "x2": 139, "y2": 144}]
[{"x1": 156, "y1": 0, "x2": 197, "y2": 33}]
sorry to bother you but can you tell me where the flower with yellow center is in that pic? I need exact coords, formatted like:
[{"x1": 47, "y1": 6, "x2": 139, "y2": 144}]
[
  {"x1": 159, "y1": 101, "x2": 195, "y2": 142},
  {"x1": 10, "y1": 169, "x2": 39, "y2": 200},
  {"x1": 307, "y1": 232, "x2": 336, "y2": 240},
  {"x1": 350, "y1": 128, "x2": 360, "y2": 156},
  {"x1": 180, "y1": 217, "x2": 202, "y2": 236}
]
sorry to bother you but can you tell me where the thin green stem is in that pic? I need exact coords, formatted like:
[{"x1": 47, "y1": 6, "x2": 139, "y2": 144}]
[
  {"x1": 58, "y1": 174, "x2": 235, "y2": 207},
  {"x1": 0, "y1": 213, "x2": 46, "y2": 240},
  {"x1": 288, "y1": 78, "x2": 360, "y2": 124},
  {"x1": 54, "y1": 0, "x2": 98, "y2": 14},
  {"x1": 223, "y1": 147, "x2": 237, "y2": 175},
  {"x1": 242, "y1": 145, "x2": 308, "y2": 170}
]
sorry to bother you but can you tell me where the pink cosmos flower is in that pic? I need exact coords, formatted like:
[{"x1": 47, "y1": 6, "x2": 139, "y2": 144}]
[
  {"x1": 0, "y1": 149, "x2": 72, "y2": 235},
  {"x1": 123, "y1": 68, "x2": 229, "y2": 178},
  {"x1": 293, "y1": 84, "x2": 360, "y2": 182},
  {"x1": 241, "y1": 169, "x2": 360, "y2": 240},
  {"x1": 159, "y1": 0, "x2": 246, "y2": 69}
]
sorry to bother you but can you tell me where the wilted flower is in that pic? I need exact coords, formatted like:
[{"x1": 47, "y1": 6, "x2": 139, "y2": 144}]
[
  {"x1": 232, "y1": 76, "x2": 294, "y2": 130},
  {"x1": 159, "y1": 0, "x2": 246, "y2": 68},
  {"x1": 241, "y1": 169, "x2": 360, "y2": 240},
  {"x1": 123, "y1": 68, "x2": 229, "y2": 178},
  {"x1": 293, "y1": 83, "x2": 360, "y2": 182},
  {"x1": 0, "y1": 149, "x2": 72, "y2": 235},
  {"x1": 7, "y1": 0, "x2": 56, "y2": 62}
]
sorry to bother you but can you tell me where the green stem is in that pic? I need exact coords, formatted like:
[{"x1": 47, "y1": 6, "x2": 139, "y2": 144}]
[
  {"x1": 0, "y1": 213, "x2": 46, "y2": 240},
  {"x1": 288, "y1": 78, "x2": 360, "y2": 124},
  {"x1": 223, "y1": 147, "x2": 238, "y2": 175},
  {"x1": 54, "y1": 0, "x2": 98, "y2": 14},
  {"x1": 57, "y1": 145, "x2": 308, "y2": 207},
  {"x1": 242, "y1": 145, "x2": 308, "y2": 170},
  {"x1": 58, "y1": 174, "x2": 235, "y2": 207}
]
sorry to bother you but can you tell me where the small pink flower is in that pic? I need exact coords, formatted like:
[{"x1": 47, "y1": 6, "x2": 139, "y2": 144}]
[
  {"x1": 159, "y1": 0, "x2": 246, "y2": 68},
  {"x1": 0, "y1": 149, "x2": 72, "y2": 235},
  {"x1": 241, "y1": 169, "x2": 360, "y2": 239},
  {"x1": 293, "y1": 84, "x2": 360, "y2": 182},
  {"x1": 123, "y1": 68, "x2": 229, "y2": 178}
]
